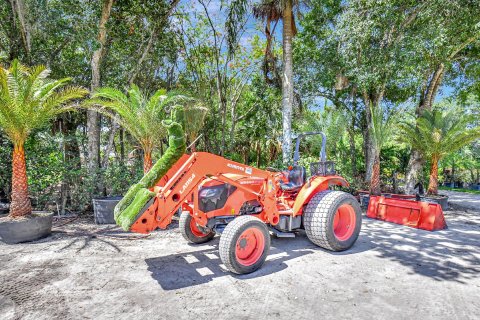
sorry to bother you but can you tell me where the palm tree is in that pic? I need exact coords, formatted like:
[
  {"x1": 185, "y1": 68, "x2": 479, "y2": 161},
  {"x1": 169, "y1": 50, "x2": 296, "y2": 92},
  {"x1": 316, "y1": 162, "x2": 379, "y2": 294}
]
[
  {"x1": 86, "y1": 85, "x2": 194, "y2": 173},
  {"x1": 400, "y1": 109, "x2": 480, "y2": 195},
  {"x1": 184, "y1": 104, "x2": 208, "y2": 152},
  {"x1": 228, "y1": 0, "x2": 299, "y2": 164},
  {"x1": 253, "y1": 0, "x2": 298, "y2": 164},
  {"x1": 369, "y1": 104, "x2": 393, "y2": 195},
  {"x1": 0, "y1": 60, "x2": 88, "y2": 217}
]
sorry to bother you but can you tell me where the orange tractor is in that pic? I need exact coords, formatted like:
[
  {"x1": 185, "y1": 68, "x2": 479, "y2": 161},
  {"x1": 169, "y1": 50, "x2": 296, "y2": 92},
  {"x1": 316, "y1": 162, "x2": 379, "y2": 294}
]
[{"x1": 131, "y1": 132, "x2": 362, "y2": 274}]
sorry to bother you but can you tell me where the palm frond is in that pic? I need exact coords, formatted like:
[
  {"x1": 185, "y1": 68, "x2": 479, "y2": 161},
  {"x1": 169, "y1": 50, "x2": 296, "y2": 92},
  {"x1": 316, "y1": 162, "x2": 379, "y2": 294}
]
[
  {"x1": 0, "y1": 59, "x2": 88, "y2": 145},
  {"x1": 400, "y1": 109, "x2": 480, "y2": 160},
  {"x1": 84, "y1": 84, "x2": 199, "y2": 153}
]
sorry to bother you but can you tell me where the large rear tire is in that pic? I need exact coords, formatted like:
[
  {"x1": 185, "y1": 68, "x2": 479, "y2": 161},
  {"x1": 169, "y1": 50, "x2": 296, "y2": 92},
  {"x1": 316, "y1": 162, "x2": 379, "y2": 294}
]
[
  {"x1": 179, "y1": 211, "x2": 215, "y2": 244},
  {"x1": 219, "y1": 216, "x2": 270, "y2": 274},
  {"x1": 304, "y1": 190, "x2": 362, "y2": 251}
]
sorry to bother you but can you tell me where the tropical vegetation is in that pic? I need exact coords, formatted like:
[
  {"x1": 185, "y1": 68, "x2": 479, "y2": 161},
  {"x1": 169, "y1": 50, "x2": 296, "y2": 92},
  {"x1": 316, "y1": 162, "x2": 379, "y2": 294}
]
[
  {"x1": 0, "y1": 0, "x2": 479, "y2": 215},
  {"x1": 400, "y1": 110, "x2": 480, "y2": 195},
  {"x1": 0, "y1": 60, "x2": 87, "y2": 217},
  {"x1": 86, "y1": 85, "x2": 196, "y2": 173}
]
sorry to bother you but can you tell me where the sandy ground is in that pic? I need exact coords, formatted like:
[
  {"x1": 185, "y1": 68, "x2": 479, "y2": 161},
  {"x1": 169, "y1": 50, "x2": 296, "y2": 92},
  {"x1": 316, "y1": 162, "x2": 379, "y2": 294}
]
[
  {"x1": 1, "y1": 209, "x2": 479, "y2": 320},
  {"x1": 440, "y1": 190, "x2": 480, "y2": 211}
]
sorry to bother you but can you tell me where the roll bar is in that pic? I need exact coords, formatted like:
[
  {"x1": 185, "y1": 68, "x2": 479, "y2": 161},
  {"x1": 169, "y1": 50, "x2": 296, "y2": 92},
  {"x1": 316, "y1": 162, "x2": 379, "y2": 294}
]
[{"x1": 293, "y1": 131, "x2": 327, "y2": 166}]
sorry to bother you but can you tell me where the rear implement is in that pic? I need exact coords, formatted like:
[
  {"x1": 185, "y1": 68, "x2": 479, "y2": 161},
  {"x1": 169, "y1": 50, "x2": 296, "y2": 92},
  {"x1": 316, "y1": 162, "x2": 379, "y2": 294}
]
[{"x1": 367, "y1": 195, "x2": 447, "y2": 231}]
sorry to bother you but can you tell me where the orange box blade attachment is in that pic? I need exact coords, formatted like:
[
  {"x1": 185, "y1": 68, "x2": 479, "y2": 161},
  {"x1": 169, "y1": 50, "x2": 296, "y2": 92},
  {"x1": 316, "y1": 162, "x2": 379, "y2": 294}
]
[{"x1": 366, "y1": 196, "x2": 447, "y2": 231}]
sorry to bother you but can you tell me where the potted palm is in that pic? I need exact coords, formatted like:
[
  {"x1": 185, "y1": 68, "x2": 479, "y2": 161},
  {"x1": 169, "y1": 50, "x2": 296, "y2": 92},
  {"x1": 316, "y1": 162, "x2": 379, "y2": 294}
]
[
  {"x1": 369, "y1": 103, "x2": 394, "y2": 196},
  {"x1": 400, "y1": 109, "x2": 480, "y2": 210},
  {"x1": 85, "y1": 85, "x2": 200, "y2": 223},
  {"x1": 0, "y1": 60, "x2": 88, "y2": 243}
]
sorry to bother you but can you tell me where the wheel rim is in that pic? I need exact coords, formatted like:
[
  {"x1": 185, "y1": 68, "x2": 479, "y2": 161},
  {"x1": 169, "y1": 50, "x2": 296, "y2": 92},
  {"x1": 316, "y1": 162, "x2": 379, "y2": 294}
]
[
  {"x1": 333, "y1": 204, "x2": 356, "y2": 241},
  {"x1": 189, "y1": 218, "x2": 210, "y2": 238},
  {"x1": 235, "y1": 227, "x2": 265, "y2": 266}
]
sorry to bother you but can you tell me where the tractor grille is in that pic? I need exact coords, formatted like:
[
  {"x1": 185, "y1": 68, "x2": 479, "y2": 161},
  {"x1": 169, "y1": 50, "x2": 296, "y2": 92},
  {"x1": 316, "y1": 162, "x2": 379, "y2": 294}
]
[{"x1": 310, "y1": 161, "x2": 336, "y2": 176}]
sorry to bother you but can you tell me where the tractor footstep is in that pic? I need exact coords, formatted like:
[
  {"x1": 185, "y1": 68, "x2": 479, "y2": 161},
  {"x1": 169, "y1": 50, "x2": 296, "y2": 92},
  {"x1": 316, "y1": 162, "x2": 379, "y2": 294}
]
[{"x1": 269, "y1": 228, "x2": 295, "y2": 238}]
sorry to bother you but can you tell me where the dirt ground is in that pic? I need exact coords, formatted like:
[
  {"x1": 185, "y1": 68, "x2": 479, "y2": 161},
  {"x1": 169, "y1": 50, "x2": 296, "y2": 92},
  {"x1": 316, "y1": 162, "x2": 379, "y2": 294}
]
[{"x1": 1, "y1": 209, "x2": 479, "y2": 320}]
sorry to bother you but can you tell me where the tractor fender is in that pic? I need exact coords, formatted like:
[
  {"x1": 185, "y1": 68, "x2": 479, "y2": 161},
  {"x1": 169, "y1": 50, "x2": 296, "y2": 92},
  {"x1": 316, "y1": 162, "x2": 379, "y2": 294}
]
[{"x1": 292, "y1": 175, "x2": 349, "y2": 216}]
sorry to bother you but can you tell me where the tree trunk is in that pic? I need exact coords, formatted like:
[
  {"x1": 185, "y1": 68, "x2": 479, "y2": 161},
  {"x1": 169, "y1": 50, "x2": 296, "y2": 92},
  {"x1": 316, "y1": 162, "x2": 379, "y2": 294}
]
[
  {"x1": 392, "y1": 172, "x2": 398, "y2": 194},
  {"x1": 405, "y1": 65, "x2": 445, "y2": 193},
  {"x1": 363, "y1": 90, "x2": 384, "y2": 186},
  {"x1": 88, "y1": 0, "x2": 114, "y2": 192},
  {"x1": 363, "y1": 98, "x2": 375, "y2": 184},
  {"x1": 9, "y1": 143, "x2": 32, "y2": 217},
  {"x1": 404, "y1": 149, "x2": 424, "y2": 194},
  {"x1": 281, "y1": 0, "x2": 294, "y2": 164},
  {"x1": 11, "y1": 0, "x2": 31, "y2": 58},
  {"x1": 369, "y1": 151, "x2": 381, "y2": 196},
  {"x1": 143, "y1": 150, "x2": 153, "y2": 173},
  {"x1": 348, "y1": 127, "x2": 357, "y2": 182},
  {"x1": 427, "y1": 156, "x2": 439, "y2": 195},
  {"x1": 60, "y1": 117, "x2": 81, "y2": 215},
  {"x1": 102, "y1": 120, "x2": 118, "y2": 169}
]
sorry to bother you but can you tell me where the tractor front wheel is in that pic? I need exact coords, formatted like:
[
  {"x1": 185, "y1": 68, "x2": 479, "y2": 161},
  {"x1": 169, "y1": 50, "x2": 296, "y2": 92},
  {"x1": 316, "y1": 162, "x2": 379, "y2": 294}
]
[
  {"x1": 219, "y1": 216, "x2": 271, "y2": 274},
  {"x1": 304, "y1": 190, "x2": 362, "y2": 251},
  {"x1": 179, "y1": 211, "x2": 215, "y2": 244}
]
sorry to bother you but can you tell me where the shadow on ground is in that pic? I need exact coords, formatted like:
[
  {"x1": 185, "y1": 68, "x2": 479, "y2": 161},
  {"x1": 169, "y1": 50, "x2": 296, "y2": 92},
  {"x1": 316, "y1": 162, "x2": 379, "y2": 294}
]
[
  {"x1": 360, "y1": 213, "x2": 480, "y2": 283},
  {"x1": 147, "y1": 212, "x2": 480, "y2": 289},
  {"x1": 145, "y1": 232, "x2": 371, "y2": 290}
]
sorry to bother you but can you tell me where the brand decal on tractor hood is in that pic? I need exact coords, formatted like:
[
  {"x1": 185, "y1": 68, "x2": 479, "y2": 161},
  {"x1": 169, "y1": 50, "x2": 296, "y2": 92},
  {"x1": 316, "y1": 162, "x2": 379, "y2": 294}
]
[
  {"x1": 227, "y1": 163, "x2": 252, "y2": 175},
  {"x1": 180, "y1": 173, "x2": 195, "y2": 194}
]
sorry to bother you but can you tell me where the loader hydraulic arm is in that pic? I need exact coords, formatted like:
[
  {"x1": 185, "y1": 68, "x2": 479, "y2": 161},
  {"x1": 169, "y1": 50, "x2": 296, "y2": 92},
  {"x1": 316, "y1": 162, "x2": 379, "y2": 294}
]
[{"x1": 150, "y1": 152, "x2": 281, "y2": 230}]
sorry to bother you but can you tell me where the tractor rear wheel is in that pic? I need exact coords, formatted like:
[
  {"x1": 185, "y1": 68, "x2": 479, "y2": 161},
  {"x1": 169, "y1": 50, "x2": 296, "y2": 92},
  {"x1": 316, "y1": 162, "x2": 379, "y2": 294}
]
[
  {"x1": 219, "y1": 216, "x2": 270, "y2": 274},
  {"x1": 179, "y1": 211, "x2": 215, "y2": 244},
  {"x1": 304, "y1": 190, "x2": 361, "y2": 251}
]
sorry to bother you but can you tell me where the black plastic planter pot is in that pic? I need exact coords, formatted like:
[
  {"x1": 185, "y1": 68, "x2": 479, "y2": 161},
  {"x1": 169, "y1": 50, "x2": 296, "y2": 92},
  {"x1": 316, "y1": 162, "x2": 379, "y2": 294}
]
[
  {"x1": 93, "y1": 196, "x2": 123, "y2": 224},
  {"x1": 420, "y1": 195, "x2": 449, "y2": 211},
  {"x1": 0, "y1": 212, "x2": 53, "y2": 244},
  {"x1": 359, "y1": 194, "x2": 370, "y2": 209}
]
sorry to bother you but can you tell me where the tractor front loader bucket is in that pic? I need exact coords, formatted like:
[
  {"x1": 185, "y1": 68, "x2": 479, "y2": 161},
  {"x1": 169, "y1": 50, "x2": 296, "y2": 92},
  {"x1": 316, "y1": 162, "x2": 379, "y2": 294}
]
[{"x1": 367, "y1": 196, "x2": 447, "y2": 231}]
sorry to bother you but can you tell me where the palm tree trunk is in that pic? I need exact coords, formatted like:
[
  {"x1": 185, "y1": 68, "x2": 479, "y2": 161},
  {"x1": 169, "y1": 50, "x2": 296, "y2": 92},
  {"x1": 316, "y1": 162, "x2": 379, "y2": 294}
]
[
  {"x1": 281, "y1": 0, "x2": 294, "y2": 164},
  {"x1": 427, "y1": 156, "x2": 439, "y2": 195},
  {"x1": 369, "y1": 152, "x2": 381, "y2": 196},
  {"x1": 143, "y1": 151, "x2": 153, "y2": 173},
  {"x1": 9, "y1": 143, "x2": 32, "y2": 217}
]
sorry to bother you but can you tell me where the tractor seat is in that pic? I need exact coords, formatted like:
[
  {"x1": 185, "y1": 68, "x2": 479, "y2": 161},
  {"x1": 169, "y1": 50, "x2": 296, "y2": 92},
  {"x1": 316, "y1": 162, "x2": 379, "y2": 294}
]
[{"x1": 280, "y1": 166, "x2": 306, "y2": 192}]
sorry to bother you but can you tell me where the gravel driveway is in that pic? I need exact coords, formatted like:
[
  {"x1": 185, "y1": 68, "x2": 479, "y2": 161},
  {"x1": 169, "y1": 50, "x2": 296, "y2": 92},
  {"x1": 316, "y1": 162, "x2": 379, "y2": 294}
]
[{"x1": 1, "y1": 210, "x2": 479, "y2": 320}]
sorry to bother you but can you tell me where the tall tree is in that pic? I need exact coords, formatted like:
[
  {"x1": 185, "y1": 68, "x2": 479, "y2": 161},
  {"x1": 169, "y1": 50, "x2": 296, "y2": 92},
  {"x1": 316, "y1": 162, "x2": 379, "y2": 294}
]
[
  {"x1": 404, "y1": 0, "x2": 480, "y2": 193},
  {"x1": 0, "y1": 60, "x2": 87, "y2": 217},
  {"x1": 229, "y1": 0, "x2": 299, "y2": 164},
  {"x1": 87, "y1": 0, "x2": 114, "y2": 192}
]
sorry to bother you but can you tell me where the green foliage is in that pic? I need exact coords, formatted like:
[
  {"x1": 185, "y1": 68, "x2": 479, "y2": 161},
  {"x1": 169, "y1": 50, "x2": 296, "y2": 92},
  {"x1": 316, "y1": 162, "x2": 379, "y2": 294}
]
[
  {"x1": 399, "y1": 109, "x2": 480, "y2": 161},
  {"x1": 0, "y1": 60, "x2": 88, "y2": 146},
  {"x1": 86, "y1": 85, "x2": 194, "y2": 155},
  {"x1": 114, "y1": 106, "x2": 186, "y2": 231},
  {"x1": 370, "y1": 103, "x2": 395, "y2": 152},
  {"x1": 0, "y1": 135, "x2": 12, "y2": 199}
]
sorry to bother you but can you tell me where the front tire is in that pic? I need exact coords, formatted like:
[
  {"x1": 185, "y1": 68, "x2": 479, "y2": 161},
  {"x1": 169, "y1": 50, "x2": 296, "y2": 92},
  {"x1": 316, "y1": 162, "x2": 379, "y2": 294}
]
[
  {"x1": 304, "y1": 190, "x2": 362, "y2": 251},
  {"x1": 219, "y1": 216, "x2": 271, "y2": 274},
  {"x1": 179, "y1": 211, "x2": 215, "y2": 244}
]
